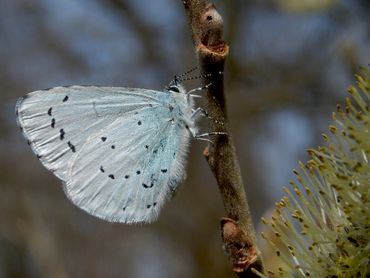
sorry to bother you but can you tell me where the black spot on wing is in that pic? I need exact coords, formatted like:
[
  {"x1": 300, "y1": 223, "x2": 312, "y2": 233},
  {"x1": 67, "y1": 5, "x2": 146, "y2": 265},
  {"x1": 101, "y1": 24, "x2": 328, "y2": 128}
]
[
  {"x1": 125, "y1": 175, "x2": 130, "y2": 179},
  {"x1": 59, "y1": 129, "x2": 65, "y2": 140},
  {"x1": 108, "y1": 174, "x2": 115, "y2": 179},
  {"x1": 101, "y1": 137, "x2": 107, "y2": 142},
  {"x1": 111, "y1": 145, "x2": 115, "y2": 149},
  {"x1": 142, "y1": 183, "x2": 154, "y2": 188},
  {"x1": 136, "y1": 170, "x2": 141, "y2": 175},
  {"x1": 161, "y1": 169, "x2": 167, "y2": 173},
  {"x1": 147, "y1": 202, "x2": 157, "y2": 209},
  {"x1": 100, "y1": 166, "x2": 105, "y2": 173},
  {"x1": 67, "y1": 141, "x2": 76, "y2": 152},
  {"x1": 47, "y1": 107, "x2": 52, "y2": 116},
  {"x1": 51, "y1": 118, "x2": 55, "y2": 128},
  {"x1": 62, "y1": 95, "x2": 69, "y2": 102},
  {"x1": 137, "y1": 121, "x2": 142, "y2": 126},
  {"x1": 145, "y1": 145, "x2": 149, "y2": 149}
]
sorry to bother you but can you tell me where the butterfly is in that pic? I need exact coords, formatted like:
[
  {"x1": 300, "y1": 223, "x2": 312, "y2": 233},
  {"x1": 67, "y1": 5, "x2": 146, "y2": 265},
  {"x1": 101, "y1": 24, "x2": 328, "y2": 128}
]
[{"x1": 16, "y1": 76, "x2": 212, "y2": 224}]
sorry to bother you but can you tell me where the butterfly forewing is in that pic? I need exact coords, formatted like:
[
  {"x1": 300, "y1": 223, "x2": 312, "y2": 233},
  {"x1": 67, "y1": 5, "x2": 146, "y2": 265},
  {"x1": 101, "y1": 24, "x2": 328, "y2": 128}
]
[{"x1": 16, "y1": 86, "x2": 164, "y2": 180}]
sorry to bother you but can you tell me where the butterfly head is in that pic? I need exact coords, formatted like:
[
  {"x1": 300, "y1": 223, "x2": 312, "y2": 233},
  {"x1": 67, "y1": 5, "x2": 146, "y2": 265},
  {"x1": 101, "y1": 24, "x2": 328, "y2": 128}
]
[{"x1": 166, "y1": 75, "x2": 187, "y2": 94}]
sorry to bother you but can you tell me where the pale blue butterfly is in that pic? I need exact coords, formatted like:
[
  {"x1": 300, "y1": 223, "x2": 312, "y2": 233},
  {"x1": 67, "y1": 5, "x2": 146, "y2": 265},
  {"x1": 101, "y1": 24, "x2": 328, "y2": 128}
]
[{"x1": 16, "y1": 73, "x2": 213, "y2": 224}]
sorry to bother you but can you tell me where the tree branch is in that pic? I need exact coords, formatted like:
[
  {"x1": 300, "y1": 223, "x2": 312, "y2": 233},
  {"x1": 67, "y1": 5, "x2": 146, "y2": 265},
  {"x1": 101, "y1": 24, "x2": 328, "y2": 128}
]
[{"x1": 183, "y1": 1, "x2": 264, "y2": 276}]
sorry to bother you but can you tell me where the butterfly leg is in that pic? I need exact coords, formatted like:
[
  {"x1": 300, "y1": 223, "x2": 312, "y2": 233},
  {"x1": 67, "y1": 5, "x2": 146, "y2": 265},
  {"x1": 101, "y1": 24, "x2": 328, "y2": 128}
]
[
  {"x1": 191, "y1": 107, "x2": 209, "y2": 120},
  {"x1": 189, "y1": 94, "x2": 202, "y2": 99},
  {"x1": 194, "y1": 131, "x2": 227, "y2": 144},
  {"x1": 187, "y1": 82, "x2": 213, "y2": 95},
  {"x1": 191, "y1": 108, "x2": 225, "y2": 127},
  {"x1": 186, "y1": 83, "x2": 213, "y2": 105},
  {"x1": 196, "y1": 131, "x2": 227, "y2": 137}
]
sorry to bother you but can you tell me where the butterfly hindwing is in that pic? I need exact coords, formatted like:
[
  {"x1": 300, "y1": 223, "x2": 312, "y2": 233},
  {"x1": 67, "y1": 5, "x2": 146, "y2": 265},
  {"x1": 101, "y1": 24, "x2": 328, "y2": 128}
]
[{"x1": 66, "y1": 107, "x2": 191, "y2": 223}]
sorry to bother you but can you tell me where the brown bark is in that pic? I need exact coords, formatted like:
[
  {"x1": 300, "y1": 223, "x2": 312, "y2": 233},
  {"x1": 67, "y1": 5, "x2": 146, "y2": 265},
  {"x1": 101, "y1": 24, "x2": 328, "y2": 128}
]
[{"x1": 183, "y1": 1, "x2": 264, "y2": 276}]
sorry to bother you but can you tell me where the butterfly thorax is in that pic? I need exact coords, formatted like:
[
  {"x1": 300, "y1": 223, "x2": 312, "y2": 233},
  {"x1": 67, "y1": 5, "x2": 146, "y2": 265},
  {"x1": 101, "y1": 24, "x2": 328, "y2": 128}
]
[{"x1": 165, "y1": 84, "x2": 196, "y2": 137}]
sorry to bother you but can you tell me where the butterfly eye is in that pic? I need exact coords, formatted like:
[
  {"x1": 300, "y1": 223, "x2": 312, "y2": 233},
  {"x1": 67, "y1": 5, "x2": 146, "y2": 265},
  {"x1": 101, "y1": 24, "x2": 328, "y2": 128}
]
[{"x1": 168, "y1": 86, "x2": 180, "y2": 93}]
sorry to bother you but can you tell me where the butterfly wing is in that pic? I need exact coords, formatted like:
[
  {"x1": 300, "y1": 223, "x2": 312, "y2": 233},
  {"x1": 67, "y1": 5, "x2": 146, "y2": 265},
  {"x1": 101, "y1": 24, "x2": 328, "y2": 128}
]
[{"x1": 16, "y1": 86, "x2": 191, "y2": 223}]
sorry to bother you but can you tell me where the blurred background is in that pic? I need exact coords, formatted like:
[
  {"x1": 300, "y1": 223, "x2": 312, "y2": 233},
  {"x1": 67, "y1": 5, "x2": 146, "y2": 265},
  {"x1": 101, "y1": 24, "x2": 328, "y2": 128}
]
[{"x1": 0, "y1": 0, "x2": 369, "y2": 277}]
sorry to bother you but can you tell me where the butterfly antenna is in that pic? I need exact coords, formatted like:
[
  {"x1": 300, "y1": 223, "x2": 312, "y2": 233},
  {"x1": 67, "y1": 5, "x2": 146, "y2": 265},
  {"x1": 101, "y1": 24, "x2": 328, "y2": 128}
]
[
  {"x1": 168, "y1": 70, "x2": 223, "y2": 87},
  {"x1": 168, "y1": 66, "x2": 199, "y2": 87},
  {"x1": 180, "y1": 66, "x2": 199, "y2": 77},
  {"x1": 177, "y1": 71, "x2": 223, "y2": 83}
]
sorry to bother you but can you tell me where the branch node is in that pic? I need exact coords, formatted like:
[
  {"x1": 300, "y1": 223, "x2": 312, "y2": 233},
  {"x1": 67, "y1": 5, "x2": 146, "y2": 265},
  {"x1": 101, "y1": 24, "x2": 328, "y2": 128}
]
[
  {"x1": 221, "y1": 218, "x2": 259, "y2": 273},
  {"x1": 200, "y1": 4, "x2": 224, "y2": 46}
]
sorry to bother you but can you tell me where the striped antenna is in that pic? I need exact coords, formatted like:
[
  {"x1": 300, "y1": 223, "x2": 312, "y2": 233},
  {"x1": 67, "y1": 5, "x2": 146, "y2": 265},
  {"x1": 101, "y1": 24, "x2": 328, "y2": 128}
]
[
  {"x1": 177, "y1": 66, "x2": 198, "y2": 78},
  {"x1": 177, "y1": 71, "x2": 223, "y2": 82},
  {"x1": 170, "y1": 66, "x2": 199, "y2": 86}
]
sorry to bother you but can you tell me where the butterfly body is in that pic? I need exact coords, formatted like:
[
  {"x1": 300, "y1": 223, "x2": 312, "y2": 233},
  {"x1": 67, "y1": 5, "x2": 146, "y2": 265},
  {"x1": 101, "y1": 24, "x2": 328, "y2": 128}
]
[{"x1": 16, "y1": 84, "x2": 196, "y2": 223}]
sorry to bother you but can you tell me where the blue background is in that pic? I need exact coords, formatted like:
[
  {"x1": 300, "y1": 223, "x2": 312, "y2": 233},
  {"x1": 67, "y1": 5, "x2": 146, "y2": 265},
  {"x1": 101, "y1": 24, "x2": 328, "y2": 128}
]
[{"x1": 0, "y1": 0, "x2": 369, "y2": 277}]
